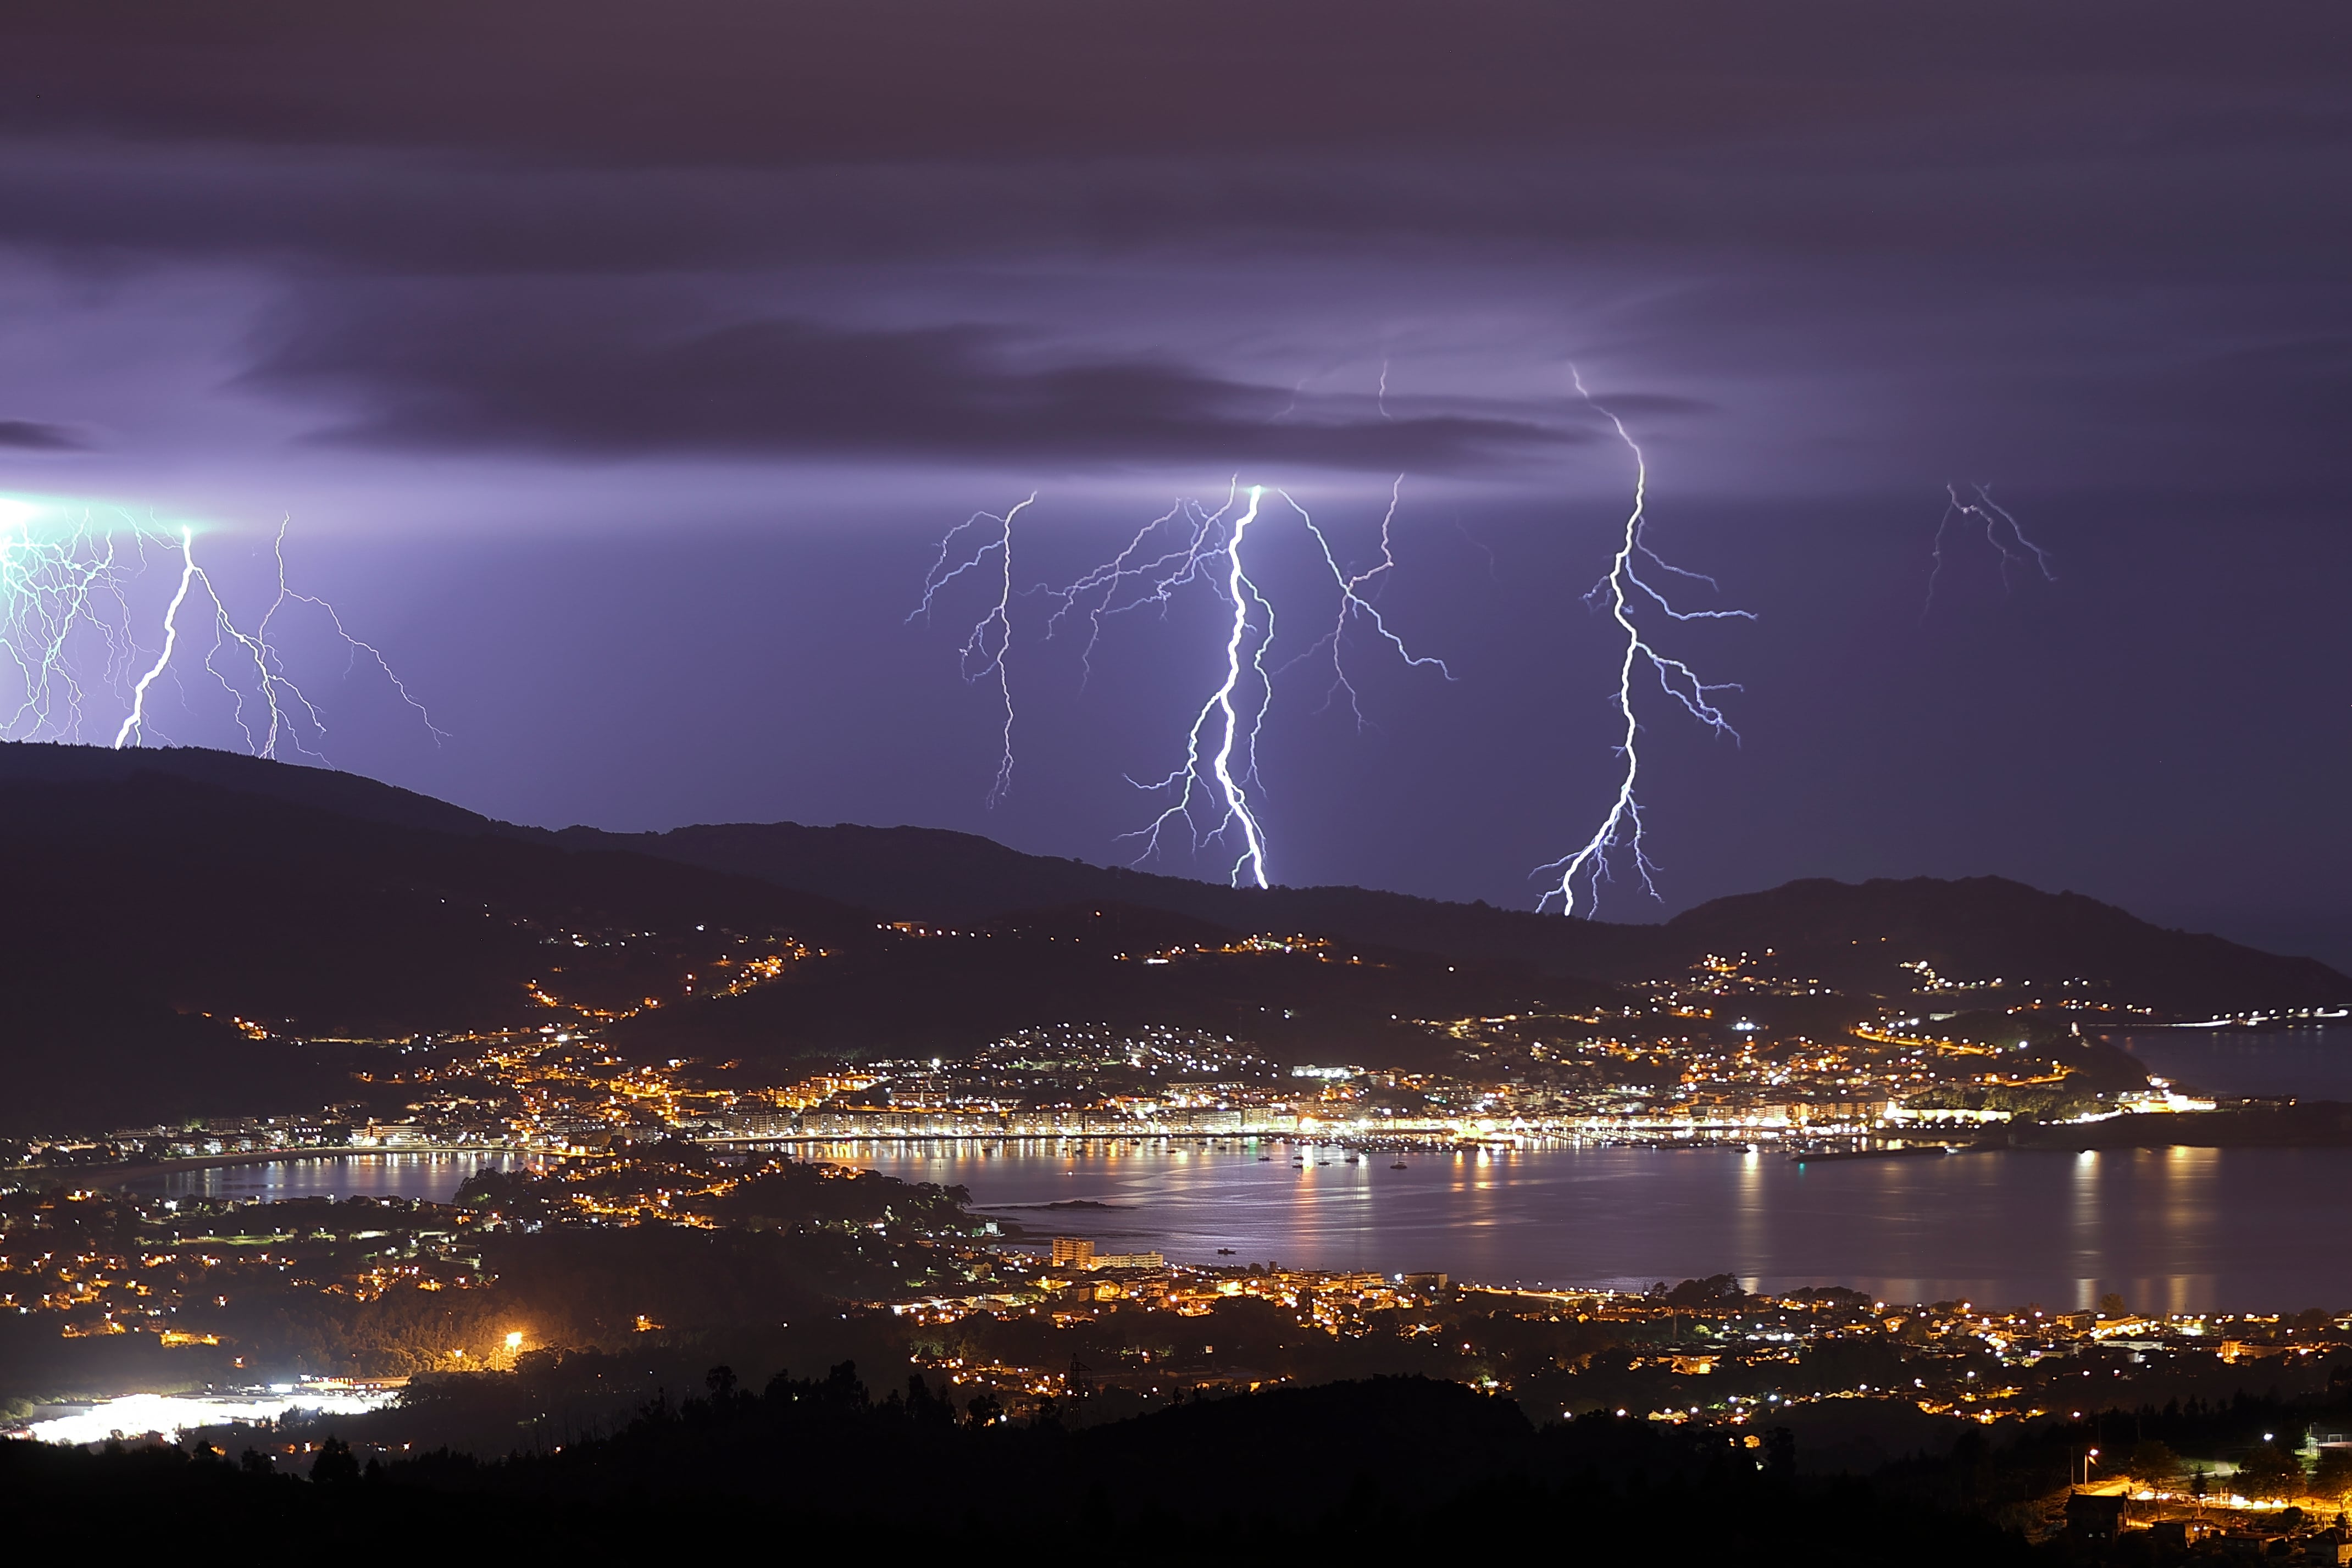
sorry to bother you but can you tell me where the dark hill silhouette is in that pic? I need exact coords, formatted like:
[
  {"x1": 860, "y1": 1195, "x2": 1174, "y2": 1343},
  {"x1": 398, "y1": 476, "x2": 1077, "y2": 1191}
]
[
  {"x1": 0, "y1": 739, "x2": 539, "y2": 841},
  {"x1": 607, "y1": 900, "x2": 1607, "y2": 1069},
  {"x1": 3, "y1": 743, "x2": 2340, "y2": 1135},
  {"x1": 574, "y1": 816, "x2": 2348, "y2": 1015},
  {"x1": 0, "y1": 762, "x2": 871, "y2": 1134},
  {"x1": 1658, "y1": 876, "x2": 2350, "y2": 1015},
  {"x1": 18, "y1": 744, "x2": 2337, "y2": 1014},
  {"x1": 0, "y1": 1374, "x2": 2035, "y2": 1559}
]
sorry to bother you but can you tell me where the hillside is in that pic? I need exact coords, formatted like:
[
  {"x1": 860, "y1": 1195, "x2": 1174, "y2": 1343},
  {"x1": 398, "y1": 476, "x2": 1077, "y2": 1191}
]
[
  {"x1": 564, "y1": 818, "x2": 1669, "y2": 980},
  {"x1": 0, "y1": 760, "x2": 870, "y2": 1134},
  {"x1": 604, "y1": 900, "x2": 1612, "y2": 1071},
  {"x1": 1658, "y1": 877, "x2": 2352, "y2": 1015},
  {"x1": 2, "y1": 743, "x2": 2343, "y2": 1133},
  {"x1": 575, "y1": 819, "x2": 2349, "y2": 1015}
]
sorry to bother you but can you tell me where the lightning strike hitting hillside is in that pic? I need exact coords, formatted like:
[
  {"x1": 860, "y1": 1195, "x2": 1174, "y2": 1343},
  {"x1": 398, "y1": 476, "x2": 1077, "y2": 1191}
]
[
  {"x1": 112, "y1": 528, "x2": 198, "y2": 748},
  {"x1": 1536, "y1": 370, "x2": 1753, "y2": 918},
  {"x1": 909, "y1": 495, "x2": 1033, "y2": 805},
  {"x1": 1128, "y1": 485, "x2": 1275, "y2": 887},
  {"x1": 0, "y1": 498, "x2": 438, "y2": 755},
  {"x1": 1924, "y1": 483, "x2": 2056, "y2": 615},
  {"x1": 917, "y1": 480, "x2": 1452, "y2": 883}
]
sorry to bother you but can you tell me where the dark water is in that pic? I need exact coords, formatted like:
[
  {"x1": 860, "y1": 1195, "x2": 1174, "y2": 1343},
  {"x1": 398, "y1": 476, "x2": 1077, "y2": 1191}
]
[
  {"x1": 841, "y1": 1030, "x2": 2352, "y2": 1311},
  {"x1": 2117, "y1": 1028, "x2": 2352, "y2": 1102},
  {"x1": 127, "y1": 1036, "x2": 2348, "y2": 1312},
  {"x1": 844, "y1": 1138, "x2": 2352, "y2": 1314},
  {"x1": 126, "y1": 1152, "x2": 530, "y2": 1205}
]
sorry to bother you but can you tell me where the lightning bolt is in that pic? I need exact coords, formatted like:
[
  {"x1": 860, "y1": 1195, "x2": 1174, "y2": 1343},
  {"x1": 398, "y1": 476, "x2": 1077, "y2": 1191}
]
[
  {"x1": 0, "y1": 497, "x2": 436, "y2": 756},
  {"x1": 1, "y1": 509, "x2": 134, "y2": 742},
  {"x1": 112, "y1": 527, "x2": 197, "y2": 749},
  {"x1": 1536, "y1": 368, "x2": 1753, "y2": 918},
  {"x1": 1040, "y1": 496, "x2": 1226, "y2": 687},
  {"x1": 258, "y1": 521, "x2": 446, "y2": 744},
  {"x1": 1284, "y1": 476, "x2": 1454, "y2": 727},
  {"x1": 1127, "y1": 484, "x2": 1274, "y2": 887},
  {"x1": 917, "y1": 477, "x2": 1452, "y2": 887},
  {"x1": 1924, "y1": 483, "x2": 2055, "y2": 616},
  {"x1": 911, "y1": 495, "x2": 1033, "y2": 805}
]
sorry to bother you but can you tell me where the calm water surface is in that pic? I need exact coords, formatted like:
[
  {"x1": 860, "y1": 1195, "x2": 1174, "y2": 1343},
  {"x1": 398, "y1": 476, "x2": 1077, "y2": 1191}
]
[
  {"x1": 845, "y1": 1031, "x2": 2352, "y2": 1313},
  {"x1": 125, "y1": 1152, "x2": 530, "y2": 1205},
  {"x1": 2117, "y1": 1028, "x2": 2352, "y2": 1100},
  {"x1": 125, "y1": 1036, "x2": 2347, "y2": 1312},
  {"x1": 842, "y1": 1139, "x2": 2352, "y2": 1314}
]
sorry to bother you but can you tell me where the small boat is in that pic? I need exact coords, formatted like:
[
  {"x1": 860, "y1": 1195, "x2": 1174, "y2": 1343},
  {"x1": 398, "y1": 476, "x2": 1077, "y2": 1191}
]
[
  {"x1": 1216, "y1": 1247, "x2": 1236, "y2": 1255},
  {"x1": 1257, "y1": 1155, "x2": 1272, "y2": 1162},
  {"x1": 1390, "y1": 1161, "x2": 1408, "y2": 1170}
]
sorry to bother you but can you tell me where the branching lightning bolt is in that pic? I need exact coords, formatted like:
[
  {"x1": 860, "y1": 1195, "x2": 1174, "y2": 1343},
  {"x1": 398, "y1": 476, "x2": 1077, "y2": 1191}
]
[
  {"x1": 0, "y1": 498, "x2": 438, "y2": 757},
  {"x1": 916, "y1": 477, "x2": 1453, "y2": 887},
  {"x1": 1125, "y1": 484, "x2": 1274, "y2": 888},
  {"x1": 1924, "y1": 483, "x2": 2055, "y2": 616},
  {"x1": 1536, "y1": 368, "x2": 1754, "y2": 918},
  {"x1": 1040, "y1": 496, "x2": 1226, "y2": 687},
  {"x1": 1284, "y1": 476, "x2": 1454, "y2": 727},
  {"x1": 911, "y1": 495, "x2": 1033, "y2": 805},
  {"x1": 258, "y1": 521, "x2": 446, "y2": 746}
]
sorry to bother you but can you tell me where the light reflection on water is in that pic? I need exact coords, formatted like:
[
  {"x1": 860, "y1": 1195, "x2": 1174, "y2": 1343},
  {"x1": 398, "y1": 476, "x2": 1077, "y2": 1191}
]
[
  {"x1": 830, "y1": 1137, "x2": 2352, "y2": 1313},
  {"x1": 124, "y1": 1152, "x2": 530, "y2": 1205},
  {"x1": 98, "y1": 1031, "x2": 2347, "y2": 1313}
]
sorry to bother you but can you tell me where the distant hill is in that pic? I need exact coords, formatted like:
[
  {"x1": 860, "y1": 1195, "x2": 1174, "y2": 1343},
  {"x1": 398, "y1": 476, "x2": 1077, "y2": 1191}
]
[
  {"x1": 570, "y1": 817, "x2": 2349, "y2": 1016},
  {"x1": 1656, "y1": 876, "x2": 2352, "y2": 1013},
  {"x1": 0, "y1": 739, "x2": 533, "y2": 841},
  {"x1": 2, "y1": 742, "x2": 2342, "y2": 1133},
  {"x1": 0, "y1": 753, "x2": 870, "y2": 1134},
  {"x1": 0, "y1": 748, "x2": 1605, "y2": 1128},
  {"x1": 603, "y1": 899, "x2": 1610, "y2": 1072},
  {"x1": 561, "y1": 817, "x2": 1668, "y2": 980}
]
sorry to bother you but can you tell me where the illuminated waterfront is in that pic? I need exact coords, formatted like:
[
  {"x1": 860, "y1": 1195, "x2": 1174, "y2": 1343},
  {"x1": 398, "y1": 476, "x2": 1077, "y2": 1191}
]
[
  {"x1": 122, "y1": 1152, "x2": 530, "y2": 1205},
  {"x1": 846, "y1": 1138, "x2": 2352, "y2": 1314},
  {"x1": 73, "y1": 1034, "x2": 2344, "y2": 1316}
]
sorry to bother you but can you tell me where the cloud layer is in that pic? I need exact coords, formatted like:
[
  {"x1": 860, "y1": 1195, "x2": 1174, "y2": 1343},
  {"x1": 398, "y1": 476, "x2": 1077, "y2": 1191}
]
[{"x1": 245, "y1": 303, "x2": 1591, "y2": 469}]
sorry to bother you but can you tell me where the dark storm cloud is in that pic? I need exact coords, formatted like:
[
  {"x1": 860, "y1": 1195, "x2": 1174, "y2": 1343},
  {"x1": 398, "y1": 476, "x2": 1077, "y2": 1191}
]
[
  {"x1": 4, "y1": 1, "x2": 2342, "y2": 166},
  {"x1": 0, "y1": 420, "x2": 84, "y2": 451},
  {"x1": 0, "y1": 0, "x2": 2342, "y2": 491},
  {"x1": 0, "y1": 2, "x2": 2340, "y2": 282},
  {"x1": 243, "y1": 302, "x2": 1589, "y2": 469},
  {"x1": 6, "y1": 141, "x2": 2344, "y2": 283}
]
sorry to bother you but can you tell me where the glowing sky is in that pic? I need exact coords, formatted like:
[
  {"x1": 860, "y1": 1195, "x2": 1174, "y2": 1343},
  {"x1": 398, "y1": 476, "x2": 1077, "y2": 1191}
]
[{"x1": 1, "y1": 2, "x2": 2347, "y2": 960}]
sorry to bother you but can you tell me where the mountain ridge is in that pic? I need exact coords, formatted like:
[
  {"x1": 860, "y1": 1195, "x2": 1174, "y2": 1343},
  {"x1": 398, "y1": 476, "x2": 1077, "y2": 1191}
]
[{"x1": 5, "y1": 741, "x2": 2345, "y2": 1024}]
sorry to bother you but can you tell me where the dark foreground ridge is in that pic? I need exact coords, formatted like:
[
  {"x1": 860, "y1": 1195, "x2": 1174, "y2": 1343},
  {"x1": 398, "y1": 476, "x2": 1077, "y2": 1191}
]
[{"x1": 0, "y1": 1373, "x2": 2035, "y2": 1562}]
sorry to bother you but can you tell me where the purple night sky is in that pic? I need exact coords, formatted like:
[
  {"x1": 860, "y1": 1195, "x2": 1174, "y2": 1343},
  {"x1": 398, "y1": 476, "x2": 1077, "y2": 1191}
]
[{"x1": 1, "y1": 3, "x2": 2347, "y2": 960}]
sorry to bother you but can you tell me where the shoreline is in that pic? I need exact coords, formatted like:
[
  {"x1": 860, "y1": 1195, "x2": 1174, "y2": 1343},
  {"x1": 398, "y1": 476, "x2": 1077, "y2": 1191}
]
[
  {"x1": 12, "y1": 1146, "x2": 537, "y2": 1191},
  {"x1": 15, "y1": 1102, "x2": 2352, "y2": 1192}
]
